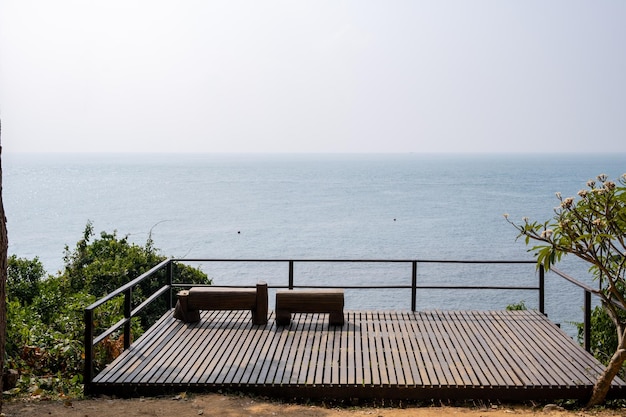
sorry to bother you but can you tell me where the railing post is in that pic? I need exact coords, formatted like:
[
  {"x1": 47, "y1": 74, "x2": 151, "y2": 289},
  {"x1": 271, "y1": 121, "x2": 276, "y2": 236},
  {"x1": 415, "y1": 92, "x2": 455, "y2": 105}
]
[
  {"x1": 83, "y1": 308, "x2": 94, "y2": 392},
  {"x1": 124, "y1": 287, "x2": 132, "y2": 350},
  {"x1": 539, "y1": 265, "x2": 545, "y2": 314},
  {"x1": 584, "y1": 290, "x2": 592, "y2": 352},
  {"x1": 411, "y1": 261, "x2": 417, "y2": 312},
  {"x1": 288, "y1": 260, "x2": 294, "y2": 289},
  {"x1": 166, "y1": 260, "x2": 174, "y2": 310}
]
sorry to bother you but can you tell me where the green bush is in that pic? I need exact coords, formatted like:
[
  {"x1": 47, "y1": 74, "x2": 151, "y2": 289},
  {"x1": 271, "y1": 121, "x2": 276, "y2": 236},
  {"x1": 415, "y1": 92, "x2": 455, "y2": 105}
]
[
  {"x1": 577, "y1": 305, "x2": 626, "y2": 372},
  {"x1": 5, "y1": 222, "x2": 210, "y2": 399},
  {"x1": 7, "y1": 255, "x2": 45, "y2": 305},
  {"x1": 506, "y1": 300, "x2": 528, "y2": 311},
  {"x1": 61, "y1": 221, "x2": 210, "y2": 328}
]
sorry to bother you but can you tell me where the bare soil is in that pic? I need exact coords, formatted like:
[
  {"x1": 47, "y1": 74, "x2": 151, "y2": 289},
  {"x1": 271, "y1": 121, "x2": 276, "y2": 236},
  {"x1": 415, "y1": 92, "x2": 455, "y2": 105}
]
[{"x1": 2, "y1": 393, "x2": 625, "y2": 417}]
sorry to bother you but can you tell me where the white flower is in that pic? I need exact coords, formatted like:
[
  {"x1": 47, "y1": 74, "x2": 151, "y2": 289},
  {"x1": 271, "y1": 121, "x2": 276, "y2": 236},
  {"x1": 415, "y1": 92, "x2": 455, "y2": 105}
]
[
  {"x1": 592, "y1": 219, "x2": 606, "y2": 228},
  {"x1": 604, "y1": 181, "x2": 616, "y2": 190},
  {"x1": 560, "y1": 197, "x2": 574, "y2": 208},
  {"x1": 541, "y1": 229, "x2": 553, "y2": 239}
]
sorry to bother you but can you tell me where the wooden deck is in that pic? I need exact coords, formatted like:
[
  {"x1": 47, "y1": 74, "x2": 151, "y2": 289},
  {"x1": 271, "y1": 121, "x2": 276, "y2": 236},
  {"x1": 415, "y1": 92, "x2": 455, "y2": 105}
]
[{"x1": 89, "y1": 309, "x2": 626, "y2": 401}]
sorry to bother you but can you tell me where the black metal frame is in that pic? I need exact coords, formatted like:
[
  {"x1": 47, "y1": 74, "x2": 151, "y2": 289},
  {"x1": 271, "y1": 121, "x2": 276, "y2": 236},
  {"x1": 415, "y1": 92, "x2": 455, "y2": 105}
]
[
  {"x1": 549, "y1": 267, "x2": 604, "y2": 353},
  {"x1": 84, "y1": 258, "x2": 545, "y2": 392}
]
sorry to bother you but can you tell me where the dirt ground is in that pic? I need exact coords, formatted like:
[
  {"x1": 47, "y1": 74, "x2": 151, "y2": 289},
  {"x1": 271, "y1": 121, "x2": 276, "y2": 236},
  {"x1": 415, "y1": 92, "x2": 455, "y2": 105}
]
[{"x1": 2, "y1": 393, "x2": 625, "y2": 417}]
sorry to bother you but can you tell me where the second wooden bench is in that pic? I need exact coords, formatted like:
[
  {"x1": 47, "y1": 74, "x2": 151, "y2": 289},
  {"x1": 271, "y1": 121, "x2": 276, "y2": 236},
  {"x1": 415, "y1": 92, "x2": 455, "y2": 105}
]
[{"x1": 275, "y1": 289, "x2": 344, "y2": 326}]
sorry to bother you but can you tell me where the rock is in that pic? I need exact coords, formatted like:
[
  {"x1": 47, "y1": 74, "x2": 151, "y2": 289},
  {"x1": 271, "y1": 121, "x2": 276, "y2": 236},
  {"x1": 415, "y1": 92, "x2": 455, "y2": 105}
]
[
  {"x1": 543, "y1": 404, "x2": 565, "y2": 412},
  {"x1": 2, "y1": 369, "x2": 18, "y2": 390}
]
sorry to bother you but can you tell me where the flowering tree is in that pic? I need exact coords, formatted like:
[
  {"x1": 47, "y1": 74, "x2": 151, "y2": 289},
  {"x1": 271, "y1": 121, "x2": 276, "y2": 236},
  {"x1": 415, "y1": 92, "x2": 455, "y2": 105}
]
[{"x1": 506, "y1": 173, "x2": 626, "y2": 407}]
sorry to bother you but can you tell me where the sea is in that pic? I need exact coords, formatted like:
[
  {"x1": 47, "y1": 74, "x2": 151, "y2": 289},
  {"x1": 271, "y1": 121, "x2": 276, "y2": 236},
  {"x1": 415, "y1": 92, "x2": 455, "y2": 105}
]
[{"x1": 4, "y1": 152, "x2": 625, "y2": 338}]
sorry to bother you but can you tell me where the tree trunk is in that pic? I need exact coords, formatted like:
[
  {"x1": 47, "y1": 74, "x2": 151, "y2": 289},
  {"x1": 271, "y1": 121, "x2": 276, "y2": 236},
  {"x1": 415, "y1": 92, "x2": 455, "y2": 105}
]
[
  {"x1": 587, "y1": 347, "x2": 626, "y2": 407},
  {"x1": 0, "y1": 119, "x2": 7, "y2": 413}
]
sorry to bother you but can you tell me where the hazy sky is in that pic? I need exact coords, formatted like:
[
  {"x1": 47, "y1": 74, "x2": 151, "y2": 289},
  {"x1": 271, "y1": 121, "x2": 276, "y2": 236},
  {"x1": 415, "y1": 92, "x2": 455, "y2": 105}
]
[{"x1": 1, "y1": 1, "x2": 625, "y2": 154}]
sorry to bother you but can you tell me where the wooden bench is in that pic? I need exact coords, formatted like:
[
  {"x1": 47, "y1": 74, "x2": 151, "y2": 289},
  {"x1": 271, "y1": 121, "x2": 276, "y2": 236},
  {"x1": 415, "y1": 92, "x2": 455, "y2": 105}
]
[
  {"x1": 173, "y1": 282, "x2": 268, "y2": 325},
  {"x1": 275, "y1": 289, "x2": 344, "y2": 326}
]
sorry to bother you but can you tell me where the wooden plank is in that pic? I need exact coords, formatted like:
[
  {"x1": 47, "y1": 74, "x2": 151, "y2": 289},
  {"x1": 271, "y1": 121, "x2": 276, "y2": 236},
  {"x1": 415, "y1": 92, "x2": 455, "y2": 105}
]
[
  {"x1": 386, "y1": 312, "x2": 409, "y2": 386},
  {"x1": 354, "y1": 311, "x2": 366, "y2": 385},
  {"x1": 455, "y1": 310, "x2": 517, "y2": 387},
  {"x1": 378, "y1": 312, "x2": 400, "y2": 385},
  {"x1": 238, "y1": 312, "x2": 278, "y2": 385},
  {"x1": 251, "y1": 312, "x2": 288, "y2": 385},
  {"x1": 447, "y1": 310, "x2": 500, "y2": 387},
  {"x1": 433, "y1": 311, "x2": 480, "y2": 387},
  {"x1": 420, "y1": 311, "x2": 454, "y2": 385},
  {"x1": 428, "y1": 311, "x2": 466, "y2": 386},
  {"x1": 511, "y1": 310, "x2": 615, "y2": 386},
  {"x1": 403, "y1": 311, "x2": 436, "y2": 386},
  {"x1": 208, "y1": 310, "x2": 258, "y2": 384},
  {"x1": 508, "y1": 310, "x2": 606, "y2": 385},
  {"x1": 335, "y1": 313, "x2": 354, "y2": 385},
  {"x1": 315, "y1": 317, "x2": 330, "y2": 385},
  {"x1": 373, "y1": 312, "x2": 390, "y2": 385},
  {"x1": 285, "y1": 311, "x2": 312, "y2": 384},
  {"x1": 344, "y1": 312, "x2": 356, "y2": 385},
  {"x1": 283, "y1": 311, "x2": 313, "y2": 385},
  {"x1": 274, "y1": 317, "x2": 306, "y2": 385},
  {"x1": 298, "y1": 313, "x2": 315, "y2": 385},
  {"x1": 491, "y1": 311, "x2": 569, "y2": 386},
  {"x1": 327, "y1": 323, "x2": 340, "y2": 385},
  {"x1": 222, "y1": 313, "x2": 269, "y2": 384},
  {"x1": 364, "y1": 312, "x2": 381, "y2": 386},
  {"x1": 92, "y1": 310, "x2": 179, "y2": 383},
  {"x1": 125, "y1": 311, "x2": 213, "y2": 384},
  {"x1": 484, "y1": 310, "x2": 552, "y2": 387},
  {"x1": 195, "y1": 310, "x2": 250, "y2": 384},
  {"x1": 383, "y1": 312, "x2": 401, "y2": 385},
  {"x1": 395, "y1": 311, "x2": 422, "y2": 386},
  {"x1": 154, "y1": 309, "x2": 246, "y2": 385},
  {"x1": 265, "y1": 317, "x2": 293, "y2": 384},
  {"x1": 151, "y1": 318, "x2": 211, "y2": 384},
  {"x1": 464, "y1": 310, "x2": 528, "y2": 387},
  {"x1": 167, "y1": 311, "x2": 224, "y2": 384}
]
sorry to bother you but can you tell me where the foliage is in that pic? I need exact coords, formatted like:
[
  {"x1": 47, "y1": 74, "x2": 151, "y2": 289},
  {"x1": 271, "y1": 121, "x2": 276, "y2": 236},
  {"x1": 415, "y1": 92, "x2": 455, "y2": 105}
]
[
  {"x1": 7, "y1": 255, "x2": 45, "y2": 305},
  {"x1": 5, "y1": 222, "x2": 210, "y2": 399},
  {"x1": 506, "y1": 173, "x2": 626, "y2": 406},
  {"x1": 506, "y1": 300, "x2": 528, "y2": 311},
  {"x1": 5, "y1": 272, "x2": 134, "y2": 397},
  {"x1": 576, "y1": 305, "x2": 625, "y2": 369},
  {"x1": 61, "y1": 221, "x2": 210, "y2": 327}
]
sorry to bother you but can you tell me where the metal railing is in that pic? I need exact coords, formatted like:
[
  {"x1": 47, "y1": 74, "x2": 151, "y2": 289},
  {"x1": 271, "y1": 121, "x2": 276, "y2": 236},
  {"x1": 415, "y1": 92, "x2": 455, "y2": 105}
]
[
  {"x1": 83, "y1": 258, "x2": 543, "y2": 391},
  {"x1": 549, "y1": 266, "x2": 605, "y2": 353}
]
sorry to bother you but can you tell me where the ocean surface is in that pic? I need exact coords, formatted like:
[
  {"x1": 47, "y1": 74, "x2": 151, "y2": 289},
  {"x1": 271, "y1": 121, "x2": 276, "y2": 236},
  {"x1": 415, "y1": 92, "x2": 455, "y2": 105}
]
[{"x1": 4, "y1": 152, "x2": 625, "y2": 337}]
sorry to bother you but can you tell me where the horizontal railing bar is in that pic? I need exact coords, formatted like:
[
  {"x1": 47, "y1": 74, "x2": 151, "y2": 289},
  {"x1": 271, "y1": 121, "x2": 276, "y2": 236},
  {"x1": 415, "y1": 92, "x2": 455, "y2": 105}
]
[
  {"x1": 85, "y1": 259, "x2": 171, "y2": 312},
  {"x1": 551, "y1": 267, "x2": 626, "y2": 312},
  {"x1": 93, "y1": 317, "x2": 128, "y2": 346},
  {"x1": 171, "y1": 283, "x2": 540, "y2": 291},
  {"x1": 91, "y1": 286, "x2": 172, "y2": 348},
  {"x1": 172, "y1": 258, "x2": 536, "y2": 264},
  {"x1": 550, "y1": 267, "x2": 598, "y2": 294},
  {"x1": 130, "y1": 285, "x2": 171, "y2": 318}
]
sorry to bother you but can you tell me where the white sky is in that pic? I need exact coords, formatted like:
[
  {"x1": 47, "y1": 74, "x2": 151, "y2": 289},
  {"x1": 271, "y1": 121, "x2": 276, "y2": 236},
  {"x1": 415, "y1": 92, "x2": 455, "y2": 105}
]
[{"x1": 1, "y1": 1, "x2": 625, "y2": 153}]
